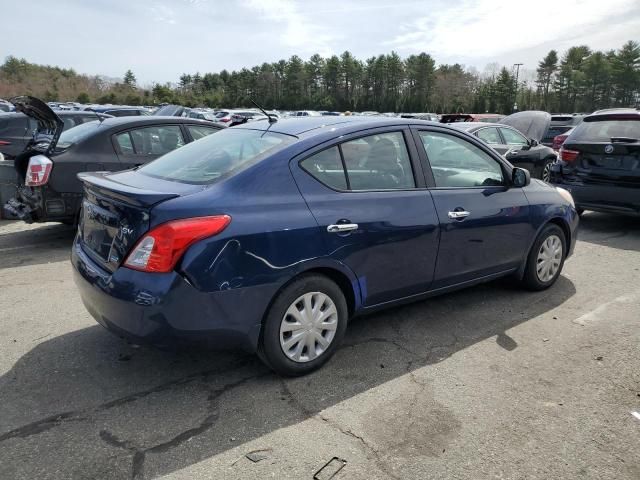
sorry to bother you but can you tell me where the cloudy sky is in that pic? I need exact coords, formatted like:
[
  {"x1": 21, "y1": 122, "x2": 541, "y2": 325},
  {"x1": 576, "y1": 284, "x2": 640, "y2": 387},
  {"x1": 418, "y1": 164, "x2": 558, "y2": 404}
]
[{"x1": 4, "y1": 0, "x2": 639, "y2": 85}]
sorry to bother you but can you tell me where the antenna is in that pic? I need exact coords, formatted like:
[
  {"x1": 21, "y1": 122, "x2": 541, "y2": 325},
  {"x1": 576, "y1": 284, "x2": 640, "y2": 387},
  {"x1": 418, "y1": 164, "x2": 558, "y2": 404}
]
[
  {"x1": 87, "y1": 108, "x2": 105, "y2": 124},
  {"x1": 250, "y1": 99, "x2": 277, "y2": 123}
]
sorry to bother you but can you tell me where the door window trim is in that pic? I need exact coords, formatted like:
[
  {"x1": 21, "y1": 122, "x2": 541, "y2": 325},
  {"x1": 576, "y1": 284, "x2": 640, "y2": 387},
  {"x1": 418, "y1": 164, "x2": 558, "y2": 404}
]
[
  {"x1": 111, "y1": 123, "x2": 186, "y2": 156},
  {"x1": 294, "y1": 126, "x2": 427, "y2": 193},
  {"x1": 409, "y1": 125, "x2": 513, "y2": 190}
]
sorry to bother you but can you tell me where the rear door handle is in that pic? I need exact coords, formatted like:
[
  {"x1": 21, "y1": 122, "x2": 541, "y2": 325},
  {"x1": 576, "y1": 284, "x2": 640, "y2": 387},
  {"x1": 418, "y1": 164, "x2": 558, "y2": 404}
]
[
  {"x1": 327, "y1": 223, "x2": 359, "y2": 233},
  {"x1": 448, "y1": 210, "x2": 470, "y2": 220}
]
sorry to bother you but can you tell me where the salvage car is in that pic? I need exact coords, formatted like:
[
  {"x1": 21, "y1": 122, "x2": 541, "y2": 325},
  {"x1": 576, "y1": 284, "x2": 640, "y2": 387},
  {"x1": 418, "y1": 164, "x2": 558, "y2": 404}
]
[
  {"x1": 550, "y1": 108, "x2": 640, "y2": 216},
  {"x1": 0, "y1": 110, "x2": 111, "y2": 159},
  {"x1": 71, "y1": 115, "x2": 578, "y2": 376},
  {"x1": 4, "y1": 96, "x2": 223, "y2": 224},
  {"x1": 452, "y1": 111, "x2": 558, "y2": 181}
]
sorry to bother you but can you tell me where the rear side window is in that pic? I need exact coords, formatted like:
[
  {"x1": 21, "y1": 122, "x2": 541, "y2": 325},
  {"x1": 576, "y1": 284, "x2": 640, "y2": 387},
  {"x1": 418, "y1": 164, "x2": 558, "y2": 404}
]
[
  {"x1": 300, "y1": 131, "x2": 416, "y2": 191},
  {"x1": 57, "y1": 120, "x2": 100, "y2": 149},
  {"x1": 117, "y1": 125, "x2": 185, "y2": 155},
  {"x1": 138, "y1": 128, "x2": 294, "y2": 184},
  {"x1": 300, "y1": 147, "x2": 347, "y2": 190},
  {"x1": 569, "y1": 119, "x2": 640, "y2": 142},
  {"x1": 342, "y1": 132, "x2": 415, "y2": 190}
]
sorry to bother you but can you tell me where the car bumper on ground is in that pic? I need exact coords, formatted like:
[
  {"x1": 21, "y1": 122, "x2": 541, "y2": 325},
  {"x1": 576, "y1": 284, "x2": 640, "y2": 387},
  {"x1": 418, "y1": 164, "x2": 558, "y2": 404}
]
[{"x1": 71, "y1": 238, "x2": 267, "y2": 352}]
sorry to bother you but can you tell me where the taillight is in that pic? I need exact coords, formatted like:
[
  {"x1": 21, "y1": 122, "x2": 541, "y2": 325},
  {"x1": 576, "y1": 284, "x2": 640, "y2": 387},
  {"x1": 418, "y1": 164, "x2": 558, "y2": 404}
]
[
  {"x1": 559, "y1": 147, "x2": 579, "y2": 163},
  {"x1": 0, "y1": 140, "x2": 11, "y2": 146},
  {"x1": 219, "y1": 117, "x2": 231, "y2": 122},
  {"x1": 124, "y1": 215, "x2": 231, "y2": 273},
  {"x1": 25, "y1": 155, "x2": 53, "y2": 186},
  {"x1": 553, "y1": 134, "x2": 568, "y2": 150}
]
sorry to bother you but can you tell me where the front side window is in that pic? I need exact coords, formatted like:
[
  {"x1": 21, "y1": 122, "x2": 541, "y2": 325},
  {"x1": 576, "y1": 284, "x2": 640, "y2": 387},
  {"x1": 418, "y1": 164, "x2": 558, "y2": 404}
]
[
  {"x1": 420, "y1": 131, "x2": 504, "y2": 188},
  {"x1": 342, "y1": 132, "x2": 415, "y2": 190},
  {"x1": 139, "y1": 128, "x2": 293, "y2": 184},
  {"x1": 117, "y1": 125, "x2": 185, "y2": 156},
  {"x1": 187, "y1": 125, "x2": 218, "y2": 140},
  {"x1": 476, "y1": 127, "x2": 501, "y2": 144},
  {"x1": 500, "y1": 127, "x2": 528, "y2": 145}
]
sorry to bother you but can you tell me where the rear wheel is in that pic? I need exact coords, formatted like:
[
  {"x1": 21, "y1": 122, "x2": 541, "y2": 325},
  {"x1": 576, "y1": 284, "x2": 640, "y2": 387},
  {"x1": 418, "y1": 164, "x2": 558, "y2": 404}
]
[
  {"x1": 540, "y1": 158, "x2": 554, "y2": 182},
  {"x1": 260, "y1": 274, "x2": 348, "y2": 376},
  {"x1": 521, "y1": 224, "x2": 566, "y2": 290}
]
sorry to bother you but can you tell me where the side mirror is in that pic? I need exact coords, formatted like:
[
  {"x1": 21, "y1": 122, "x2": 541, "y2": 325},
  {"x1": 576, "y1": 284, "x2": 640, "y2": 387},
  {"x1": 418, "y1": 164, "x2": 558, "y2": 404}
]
[
  {"x1": 512, "y1": 167, "x2": 530, "y2": 187},
  {"x1": 529, "y1": 138, "x2": 538, "y2": 147}
]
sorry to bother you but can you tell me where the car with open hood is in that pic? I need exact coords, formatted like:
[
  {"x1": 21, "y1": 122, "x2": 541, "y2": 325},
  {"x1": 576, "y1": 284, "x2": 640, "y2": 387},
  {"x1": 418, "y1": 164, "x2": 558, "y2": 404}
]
[
  {"x1": 3, "y1": 96, "x2": 224, "y2": 224},
  {"x1": 71, "y1": 115, "x2": 578, "y2": 375},
  {"x1": 450, "y1": 111, "x2": 558, "y2": 182}
]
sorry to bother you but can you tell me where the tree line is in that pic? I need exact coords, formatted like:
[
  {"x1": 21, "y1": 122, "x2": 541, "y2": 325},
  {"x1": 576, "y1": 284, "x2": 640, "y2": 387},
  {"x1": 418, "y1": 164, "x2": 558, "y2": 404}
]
[{"x1": 1, "y1": 40, "x2": 638, "y2": 114}]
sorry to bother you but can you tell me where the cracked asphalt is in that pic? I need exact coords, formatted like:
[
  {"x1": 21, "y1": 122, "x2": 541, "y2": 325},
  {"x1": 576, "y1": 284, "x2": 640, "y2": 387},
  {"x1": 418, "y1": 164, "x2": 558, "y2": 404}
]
[{"x1": 0, "y1": 213, "x2": 639, "y2": 480}]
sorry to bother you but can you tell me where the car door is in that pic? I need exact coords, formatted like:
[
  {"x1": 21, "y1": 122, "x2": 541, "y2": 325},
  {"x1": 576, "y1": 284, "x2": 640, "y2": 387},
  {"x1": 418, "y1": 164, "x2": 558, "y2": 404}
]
[
  {"x1": 475, "y1": 126, "x2": 508, "y2": 155},
  {"x1": 113, "y1": 124, "x2": 186, "y2": 169},
  {"x1": 413, "y1": 127, "x2": 532, "y2": 289},
  {"x1": 499, "y1": 126, "x2": 537, "y2": 171},
  {"x1": 291, "y1": 128, "x2": 440, "y2": 307}
]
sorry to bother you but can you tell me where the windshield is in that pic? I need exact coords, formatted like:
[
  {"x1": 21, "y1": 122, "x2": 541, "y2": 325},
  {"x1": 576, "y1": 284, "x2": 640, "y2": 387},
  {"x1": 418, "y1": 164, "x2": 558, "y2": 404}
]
[
  {"x1": 570, "y1": 119, "x2": 640, "y2": 142},
  {"x1": 138, "y1": 128, "x2": 294, "y2": 184},
  {"x1": 56, "y1": 120, "x2": 100, "y2": 148}
]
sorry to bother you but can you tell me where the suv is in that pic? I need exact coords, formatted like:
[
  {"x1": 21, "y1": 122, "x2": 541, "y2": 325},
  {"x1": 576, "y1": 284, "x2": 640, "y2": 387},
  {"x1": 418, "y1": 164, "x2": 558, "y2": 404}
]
[
  {"x1": 550, "y1": 109, "x2": 640, "y2": 215},
  {"x1": 542, "y1": 114, "x2": 586, "y2": 147}
]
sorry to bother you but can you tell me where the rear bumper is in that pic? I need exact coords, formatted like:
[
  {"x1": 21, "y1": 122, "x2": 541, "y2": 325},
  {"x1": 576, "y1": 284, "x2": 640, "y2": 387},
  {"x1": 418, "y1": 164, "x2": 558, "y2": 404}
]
[
  {"x1": 552, "y1": 177, "x2": 640, "y2": 216},
  {"x1": 3, "y1": 186, "x2": 79, "y2": 223},
  {"x1": 71, "y1": 238, "x2": 267, "y2": 352}
]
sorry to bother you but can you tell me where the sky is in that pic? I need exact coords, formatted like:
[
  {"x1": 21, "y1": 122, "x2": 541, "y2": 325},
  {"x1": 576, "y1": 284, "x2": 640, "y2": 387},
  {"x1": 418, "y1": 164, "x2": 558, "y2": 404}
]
[{"x1": 2, "y1": 0, "x2": 639, "y2": 85}]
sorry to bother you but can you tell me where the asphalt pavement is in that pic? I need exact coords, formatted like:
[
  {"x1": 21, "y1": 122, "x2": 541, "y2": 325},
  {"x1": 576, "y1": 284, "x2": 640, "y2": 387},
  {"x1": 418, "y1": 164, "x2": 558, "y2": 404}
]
[{"x1": 0, "y1": 213, "x2": 638, "y2": 479}]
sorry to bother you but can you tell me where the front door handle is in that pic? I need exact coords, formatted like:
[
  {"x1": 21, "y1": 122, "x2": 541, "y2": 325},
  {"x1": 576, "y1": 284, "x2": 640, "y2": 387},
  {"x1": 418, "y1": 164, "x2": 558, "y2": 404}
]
[
  {"x1": 448, "y1": 210, "x2": 470, "y2": 220},
  {"x1": 327, "y1": 223, "x2": 359, "y2": 233}
]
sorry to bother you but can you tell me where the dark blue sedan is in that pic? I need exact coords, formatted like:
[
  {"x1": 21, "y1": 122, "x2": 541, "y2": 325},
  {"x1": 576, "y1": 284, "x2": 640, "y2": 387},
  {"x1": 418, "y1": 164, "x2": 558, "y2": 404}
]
[{"x1": 72, "y1": 116, "x2": 578, "y2": 375}]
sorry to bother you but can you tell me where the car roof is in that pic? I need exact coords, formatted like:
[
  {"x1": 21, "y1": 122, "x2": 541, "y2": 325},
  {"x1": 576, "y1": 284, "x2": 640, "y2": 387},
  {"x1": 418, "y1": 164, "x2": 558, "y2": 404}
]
[
  {"x1": 233, "y1": 116, "x2": 440, "y2": 137},
  {"x1": 91, "y1": 116, "x2": 220, "y2": 128},
  {"x1": 449, "y1": 122, "x2": 505, "y2": 130}
]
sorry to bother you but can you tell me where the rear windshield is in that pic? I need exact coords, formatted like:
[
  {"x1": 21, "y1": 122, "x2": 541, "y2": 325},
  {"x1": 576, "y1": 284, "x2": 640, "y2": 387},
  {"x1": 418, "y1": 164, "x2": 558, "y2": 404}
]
[
  {"x1": 138, "y1": 128, "x2": 294, "y2": 184},
  {"x1": 569, "y1": 119, "x2": 640, "y2": 142},
  {"x1": 57, "y1": 120, "x2": 100, "y2": 148}
]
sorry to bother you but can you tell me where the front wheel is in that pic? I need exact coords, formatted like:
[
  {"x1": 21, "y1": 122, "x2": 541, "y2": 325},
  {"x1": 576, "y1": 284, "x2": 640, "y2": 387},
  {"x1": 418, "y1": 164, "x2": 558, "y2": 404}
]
[
  {"x1": 521, "y1": 224, "x2": 566, "y2": 291},
  {"x1": 260, "y1": 274, "x2": 348, "y2": 376},
  {"x1": 540, "y1": 158, "x2": 555, "y2": 182}
]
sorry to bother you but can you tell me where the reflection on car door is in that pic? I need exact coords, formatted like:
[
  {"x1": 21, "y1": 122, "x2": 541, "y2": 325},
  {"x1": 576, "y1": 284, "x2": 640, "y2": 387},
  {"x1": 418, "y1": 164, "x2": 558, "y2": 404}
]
[
  {"x1": 114, "y1": 124, "x2": 185, "y2": 169},
  {"x1": 414, "y1": 128, "x2": 532, "y2": 288},
  {"x1": 292, "y1": 128, "x2": 440, "y2": 307}
]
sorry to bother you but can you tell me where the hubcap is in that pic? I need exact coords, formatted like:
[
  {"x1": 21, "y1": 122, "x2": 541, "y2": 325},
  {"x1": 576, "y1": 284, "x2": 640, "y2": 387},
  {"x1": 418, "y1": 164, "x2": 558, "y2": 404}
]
[
  {"x1": 536, "y1": 234, "x2": 563, "y2": 282},
  {"x1": 542, "y1": 162, "x2": 552, "y2": 182},
  {"x1": 279, "y1": 292, "x2": 338, "y2": 363}
]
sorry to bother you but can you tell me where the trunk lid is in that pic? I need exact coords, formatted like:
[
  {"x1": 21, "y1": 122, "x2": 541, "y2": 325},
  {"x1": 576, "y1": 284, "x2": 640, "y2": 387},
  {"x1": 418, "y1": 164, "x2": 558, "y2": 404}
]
[
  {"x1": 77, "y1": 170, "x2": 195, "y2": 272},
  {"x1": 10, "y1": 96, "x2": 64, "y2": 155},
  {"x1": 499, "y1": 110, "x2": 551, "y2": 142}
]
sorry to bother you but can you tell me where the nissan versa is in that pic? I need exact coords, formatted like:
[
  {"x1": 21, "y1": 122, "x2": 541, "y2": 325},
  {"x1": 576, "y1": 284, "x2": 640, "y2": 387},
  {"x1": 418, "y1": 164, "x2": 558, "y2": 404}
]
[{"x1": 72, "y1": 116, "x2": 578, "y2": 375}]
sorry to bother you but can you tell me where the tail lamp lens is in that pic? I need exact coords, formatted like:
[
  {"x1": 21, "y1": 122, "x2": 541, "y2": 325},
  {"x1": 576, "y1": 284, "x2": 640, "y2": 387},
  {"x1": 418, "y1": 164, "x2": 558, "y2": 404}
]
[
  {"x1": 25, "y1": 155, "x2": 53, "y2": 186},
  {"x1": 559, "y1": 147, "x2": 579, "y2": 163},
  {"x1": 124, "y1": 215, "x2": 231, "y2": 273}
]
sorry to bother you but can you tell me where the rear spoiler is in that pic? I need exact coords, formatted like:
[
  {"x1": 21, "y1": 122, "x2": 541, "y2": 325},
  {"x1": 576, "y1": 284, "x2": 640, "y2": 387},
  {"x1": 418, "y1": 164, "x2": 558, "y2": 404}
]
[{"x1": 78, "y1": 172, "x2": 180, "y2": 208}]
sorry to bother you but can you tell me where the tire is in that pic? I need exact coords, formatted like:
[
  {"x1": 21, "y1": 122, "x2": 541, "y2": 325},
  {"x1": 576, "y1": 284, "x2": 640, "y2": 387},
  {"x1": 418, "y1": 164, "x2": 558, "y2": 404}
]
[
  {"x1": 540, "y1": 158, "x2": 554, "y2": 182},
  {"x1": 260, "y1": 274, "x2": 348, "y2": 376},
  {"x1": 521, "y1": 224, "x2": 567, "y2": 291}
]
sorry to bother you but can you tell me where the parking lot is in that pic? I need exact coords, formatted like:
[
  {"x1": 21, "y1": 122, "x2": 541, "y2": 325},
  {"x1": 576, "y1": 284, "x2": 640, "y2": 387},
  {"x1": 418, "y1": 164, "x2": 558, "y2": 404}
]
[{"x1": 0, "y1": 213, "x2": 638, "y2": 479}]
